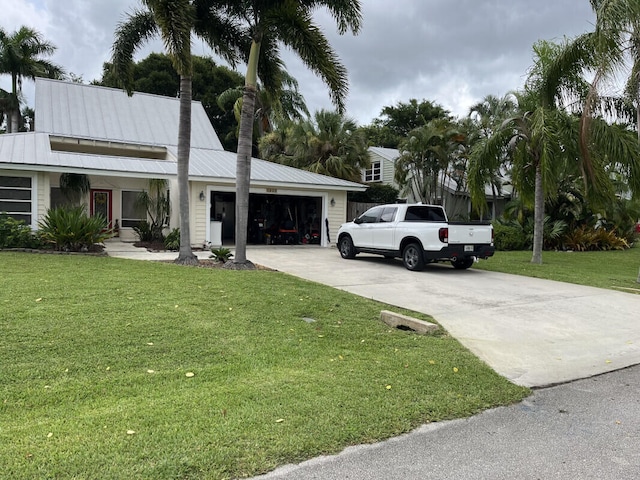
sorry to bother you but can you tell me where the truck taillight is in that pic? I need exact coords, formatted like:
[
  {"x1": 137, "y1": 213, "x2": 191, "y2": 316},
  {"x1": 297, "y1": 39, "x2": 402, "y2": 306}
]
[{"x1": 439, "y1": 227, "x2": 448, "y2": 243}]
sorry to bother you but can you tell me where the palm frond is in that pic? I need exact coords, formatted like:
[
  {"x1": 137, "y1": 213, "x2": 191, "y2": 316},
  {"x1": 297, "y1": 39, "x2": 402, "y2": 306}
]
[{"x1": 111, "y1": 9, "x2": 159, "y2": 93}]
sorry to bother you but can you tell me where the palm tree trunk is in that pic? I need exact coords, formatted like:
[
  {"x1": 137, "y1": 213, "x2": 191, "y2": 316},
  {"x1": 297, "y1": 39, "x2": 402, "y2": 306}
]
[
  {"x1": 9, "y1": 73, "x2": 19, "y2": 133},
  {"x1": 234, "y1": 86, "x2": 256, "y2": 264},
  {"x1": 531, "y1": 160, "x2": 544, "y2": 264},
  {"x1": 175, "y1": 75, "x2": 198, "y2": 265},
  {"x1": 232, "y1": 39, "x2": 261, "y2": 267},
  {"x1": 637, "y1": 102, "x2": 640, "y2": 143}
]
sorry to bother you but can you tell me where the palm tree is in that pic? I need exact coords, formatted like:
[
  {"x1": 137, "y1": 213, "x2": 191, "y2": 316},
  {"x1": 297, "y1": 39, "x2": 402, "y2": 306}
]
[
  {"x1": 467, "y1": 94, "x2": 517, "y2": 215},
  {"x1": 0, "y1": 26, "x2": 64, "y2": 133},
  {"x1": 260, "y1": 109, "x2": 368, "y2": 182},
  {"x1": 111, "y1": 0, "x2": 240, "y2": 265},
  {"x1": 471, "y1": 42, "x2": 592, "y2": 265},
  {"x1": 226, "y1": 0, "x2": 362, "y2": 267},
  {"x1": 394, "y1": 118, "x2": 465, "y2": 206}
]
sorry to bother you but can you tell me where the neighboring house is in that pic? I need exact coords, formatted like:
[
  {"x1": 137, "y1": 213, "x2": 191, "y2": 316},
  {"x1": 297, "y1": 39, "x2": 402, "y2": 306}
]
[
  {"x1": 0, "y1": 79, "x2": 365, "y2": 247},
  {"x1": 364, "y1": 146, "x2": 510, "y2": 220}
]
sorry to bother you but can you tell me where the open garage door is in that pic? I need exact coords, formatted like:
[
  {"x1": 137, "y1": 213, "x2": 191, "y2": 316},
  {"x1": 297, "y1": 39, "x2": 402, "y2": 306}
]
[{"x1": 208, "y1": 191, "x2": 323, "y2": 246}]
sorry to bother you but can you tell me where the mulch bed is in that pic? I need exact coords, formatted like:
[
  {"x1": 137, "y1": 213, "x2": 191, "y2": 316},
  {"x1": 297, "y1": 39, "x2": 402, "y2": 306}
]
[{"x1": 133, "y1": 241, "x2": 205, "y2": 252}]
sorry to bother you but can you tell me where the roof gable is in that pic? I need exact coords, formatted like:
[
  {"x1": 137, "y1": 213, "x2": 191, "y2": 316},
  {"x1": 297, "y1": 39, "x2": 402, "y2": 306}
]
[
  {"x1": 368, "y1": 146, "x2": 399, "y2": 162},
  {"x1": 35, "y1": 78, "x2": 223, "y2": 150}
]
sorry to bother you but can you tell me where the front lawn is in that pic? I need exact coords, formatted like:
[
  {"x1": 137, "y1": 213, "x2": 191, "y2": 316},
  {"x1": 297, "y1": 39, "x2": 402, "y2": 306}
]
[
  {"x1": 0, "y1": 252, "x2": 528, "y2": 479},
  {"x1": 474, "y1": 246, "x2": 640, "y2": 291}
]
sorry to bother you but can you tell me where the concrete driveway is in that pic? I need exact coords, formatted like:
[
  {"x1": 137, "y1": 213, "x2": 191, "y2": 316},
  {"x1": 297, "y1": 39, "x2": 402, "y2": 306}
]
[{"x1": 246, "y1": 246, "x2": 640, "y2": 388}]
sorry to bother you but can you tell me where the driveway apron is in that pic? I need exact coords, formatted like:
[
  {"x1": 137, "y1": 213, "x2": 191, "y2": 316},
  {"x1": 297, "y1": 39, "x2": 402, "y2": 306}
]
[{"x1": 246, "y1": 246, "x2": 640, "y2": 387}]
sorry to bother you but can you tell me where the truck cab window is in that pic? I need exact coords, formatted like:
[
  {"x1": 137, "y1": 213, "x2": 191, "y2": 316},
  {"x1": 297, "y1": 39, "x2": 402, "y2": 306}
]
[
  {"x1": 380, "y1": 207, "x2": 397, "y2": 223},
  {"x1": 406, "y1": 206, "x2": 445, "y2": 222},
  {"x1": 358, "y1": 207, "x2": 382, "y2": 223}
]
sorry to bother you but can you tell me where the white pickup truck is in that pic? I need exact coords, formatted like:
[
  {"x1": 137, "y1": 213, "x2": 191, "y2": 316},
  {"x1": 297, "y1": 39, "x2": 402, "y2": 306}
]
[{"x1": 337, "y1": 203, "x2": 495, "y2": 271}]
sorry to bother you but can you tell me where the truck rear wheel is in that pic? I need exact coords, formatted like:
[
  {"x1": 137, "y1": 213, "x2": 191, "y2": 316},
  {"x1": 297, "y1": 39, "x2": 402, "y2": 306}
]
[
  {"x1": 451, "y1": 257, "x2": 474, "y2": 270},
  {"x1": 339, "y1": 235, "x2": 356, "y2": 259},
  {"x1": 402, "y1": 243, "x2": 425, "y2": 271}
]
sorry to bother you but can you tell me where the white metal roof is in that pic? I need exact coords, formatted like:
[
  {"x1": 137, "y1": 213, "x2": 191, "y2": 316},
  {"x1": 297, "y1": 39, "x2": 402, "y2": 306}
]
[
  {"x1": 35, "y1": 78, "x2": 223, "y2": 150},
  {"x1": 0, "y1": 132, "x2": 365, "y2": 189},
  {"x1": 182, "y1": 147, "x2": 363, "y2": 188},
  {"x1": 0, "y1": 132, "x2": 51, "y2": 164},
  {"x1": 368, "y1": 146, "x2": 402, "y2": 162}
]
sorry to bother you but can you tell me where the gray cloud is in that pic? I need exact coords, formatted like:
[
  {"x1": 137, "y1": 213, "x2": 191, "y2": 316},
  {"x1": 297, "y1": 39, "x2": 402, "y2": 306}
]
[{"x1": 2, "y1": 0, "x2": 596, "y2": 126}]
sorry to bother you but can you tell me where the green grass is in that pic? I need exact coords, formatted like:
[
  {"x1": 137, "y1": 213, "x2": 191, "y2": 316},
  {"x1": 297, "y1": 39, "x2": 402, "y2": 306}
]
[
  {"x1": 475, "y1": 245, "x2": 640, "y2": 291},
  {"x1": 0, "y1": 252, "x2": 528, "y2": 479}
]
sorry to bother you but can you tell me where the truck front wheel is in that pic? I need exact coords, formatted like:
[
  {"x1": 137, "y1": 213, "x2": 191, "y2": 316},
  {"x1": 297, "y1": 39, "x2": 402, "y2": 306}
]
[
  {"x1": 402, "y1": 243, "x2": 425, "y2": 271},
  {"x1": 451, "y1": 257, "x2": 474, "y2": 270},
  {"x1": 339, "y1": 235, "x2": 356, "y2": 259}
]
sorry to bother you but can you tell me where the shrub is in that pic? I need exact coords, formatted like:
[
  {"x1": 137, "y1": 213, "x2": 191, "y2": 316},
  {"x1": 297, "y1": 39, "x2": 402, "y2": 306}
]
[
  {"x1": 0, "y1": 213, "x2": 42, "y2": 249},
  {"x1": 38, "y1": 206, "x2": 111, "y2": 251},
  {"x1": 492, "y1": 221, "x2": 529, "y2": 251},
  {"x1": 133, "y1": 220, "x2": 154, "y2": 242},
  {"x1": 563, "y1": 225, "x2": 629, "y2": 251},
  {"x1": 349, "y1": 183, "x2": 400, "y2": 203},
  {"x1": 164, "y1": 228, "x2": 180, "y2": 251},
  {"x1": 210, "y1": 246, "x2": 233, "y2": 262},
  {"x1": 135, "y1": 179, "x2": 169, "y2": 242}
]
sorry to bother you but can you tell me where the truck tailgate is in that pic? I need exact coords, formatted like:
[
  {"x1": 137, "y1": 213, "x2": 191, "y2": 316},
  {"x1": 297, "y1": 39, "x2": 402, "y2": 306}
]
[{"x1": 447, "y1": 223, "x2": 493, "y2": 244}]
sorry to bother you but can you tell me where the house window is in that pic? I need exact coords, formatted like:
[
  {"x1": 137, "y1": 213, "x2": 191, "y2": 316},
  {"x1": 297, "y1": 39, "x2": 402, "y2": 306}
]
[
  {"x1": 50, "y1": 187, "x2": 70, "y2": 209},
  {"x1": 0, "y1": 175, "x2": 33, "y2": 225},
  {"x1": 121, "y1": 191, "x2": 147, "y2": 228},
  {"x1": 364, "y1": 161, "x2": 381, "y2": 182}
]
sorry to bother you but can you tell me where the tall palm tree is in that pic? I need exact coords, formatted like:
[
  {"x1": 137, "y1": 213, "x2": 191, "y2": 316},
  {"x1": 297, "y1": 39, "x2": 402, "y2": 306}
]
[
  {"x1": 226, "y1": 0, "x2": 362, "y2": 266},
  {"x1": 259, "y1": 109, "x2": 368, "y2": 182},
  {"x1": 472, "y1": 37, "x2": 593, "y2": 265},
  {"x1": 0, "y1": 26, "x2": 63, "y2": 133},
  {"x1": 111, "y1": 0, "x2": 240, "y2": 265}
]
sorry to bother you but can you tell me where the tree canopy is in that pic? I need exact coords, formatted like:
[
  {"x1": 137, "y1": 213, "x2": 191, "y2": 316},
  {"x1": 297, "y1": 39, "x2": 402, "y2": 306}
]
[
  {"x1": 361, "y1": 99, "x2": 451, "y2": 149},
  {"x1": 259, "y1": 109, "x2": 369, "y2": 182}
]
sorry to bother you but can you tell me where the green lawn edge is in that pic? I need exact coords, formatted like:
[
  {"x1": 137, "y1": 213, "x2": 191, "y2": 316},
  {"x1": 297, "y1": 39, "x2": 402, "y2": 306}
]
[{"x1": 474, "y1": 246, "x2": 640, "y2": 292}]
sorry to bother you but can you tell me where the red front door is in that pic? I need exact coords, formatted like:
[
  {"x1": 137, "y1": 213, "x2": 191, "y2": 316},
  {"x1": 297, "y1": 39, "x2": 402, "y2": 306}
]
[{"x1": 90, "y1": 189, "x2": 112, "y2": 228}]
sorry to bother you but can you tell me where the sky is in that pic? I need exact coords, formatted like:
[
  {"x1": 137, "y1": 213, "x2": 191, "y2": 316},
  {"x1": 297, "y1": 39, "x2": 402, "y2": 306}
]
[{"x1": 1, "y1": 0, "x2": 597, "y2": 126}]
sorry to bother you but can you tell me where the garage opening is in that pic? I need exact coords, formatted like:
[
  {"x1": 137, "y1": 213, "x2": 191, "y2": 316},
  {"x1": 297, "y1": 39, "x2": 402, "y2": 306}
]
[{"x1": 209, "y1": 192, "x2": 322, "y2": 245}]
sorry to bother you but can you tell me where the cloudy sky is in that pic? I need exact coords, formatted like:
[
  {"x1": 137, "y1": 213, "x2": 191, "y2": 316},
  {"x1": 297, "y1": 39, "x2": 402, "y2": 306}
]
[{"x1": 2, "y1": 0, "x2": 596, "y2": 125}]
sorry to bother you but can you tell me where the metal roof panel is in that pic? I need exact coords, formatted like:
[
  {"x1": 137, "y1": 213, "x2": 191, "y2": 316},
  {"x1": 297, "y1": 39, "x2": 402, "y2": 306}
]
[{"x1": 35, "y1": 78, "x2": 223, "y2": 150}]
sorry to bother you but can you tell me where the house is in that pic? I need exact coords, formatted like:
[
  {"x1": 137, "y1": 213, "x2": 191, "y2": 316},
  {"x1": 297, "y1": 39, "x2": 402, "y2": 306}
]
[
  {"x1": 0, "y1": 78, "x2": 365, "y2": 247},
  {"x1": 364, "y1": 146, "x2": 510, "y2": 220}
]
